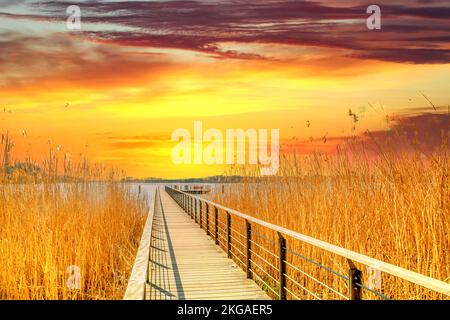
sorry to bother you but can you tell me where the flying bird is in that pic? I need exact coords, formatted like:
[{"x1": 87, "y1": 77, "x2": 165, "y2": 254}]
[
  {"x1": 21, "y1": 129, "x2": 27, "y2": 137},
  {"x1": 322, "y1": 133, "x2": 328, "y2": 144},
  {"x1": 306, "y1": 120, "x2": 310, "y2": 128}
]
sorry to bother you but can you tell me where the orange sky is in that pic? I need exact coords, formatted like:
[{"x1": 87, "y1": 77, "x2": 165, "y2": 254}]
[{"x1": 1, "y1": 1, "x2": 449, "y2": 178}]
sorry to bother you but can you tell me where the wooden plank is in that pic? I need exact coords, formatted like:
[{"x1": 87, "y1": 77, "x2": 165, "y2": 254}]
[{"x1": 146, "y1": 187, "x2": 269, "y2": 300}]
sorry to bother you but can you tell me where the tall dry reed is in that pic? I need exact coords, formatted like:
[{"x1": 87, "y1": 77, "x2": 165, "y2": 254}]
[
  {"x1": 0, "y1": 134, "x2": 147, "y2": 300},
  {"x1": 213, "y1": 138, "x2": 449, "y2": 299}
]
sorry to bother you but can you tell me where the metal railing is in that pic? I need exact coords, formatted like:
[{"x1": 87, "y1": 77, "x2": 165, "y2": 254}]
[{"x1": 165, "y1": 186, "x2": 450, "y2": 300}]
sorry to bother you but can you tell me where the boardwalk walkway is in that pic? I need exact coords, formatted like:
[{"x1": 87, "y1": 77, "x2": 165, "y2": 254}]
[
  {"x1": 125, "y1": 184, "x2": 450, "y2": 300},
  {"x1": 145, "y1": 187, "x2": 269, "y2": 300}
]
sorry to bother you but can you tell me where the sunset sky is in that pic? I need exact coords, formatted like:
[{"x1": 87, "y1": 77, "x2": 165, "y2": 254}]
[{"x1": 1, "y1": 0, "x2": 449, "y2": 178}]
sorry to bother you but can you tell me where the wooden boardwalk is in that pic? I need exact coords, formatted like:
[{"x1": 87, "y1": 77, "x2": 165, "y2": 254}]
[
  {"x1": 125, "y1": 184, "x2": 450, "y2": 300},
  {"x1": 145, "y1": 187, "x2": 269, "y2": 300}
]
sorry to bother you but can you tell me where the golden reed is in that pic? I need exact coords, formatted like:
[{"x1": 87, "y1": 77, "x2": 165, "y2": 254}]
[
  {"x1": 0, "y1": 134, "x2": 147, "y2": 300},
  {"x1": 213, "y1": 138, "x2": 449, "y2": 299}
]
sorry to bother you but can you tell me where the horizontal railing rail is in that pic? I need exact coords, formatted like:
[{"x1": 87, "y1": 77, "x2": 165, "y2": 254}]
[
  {"x1": 124, "y1": 187, "x2": 158, "y2": 300},
  {"x1": 165, "y1": 185, "x2": 450, "y2": 300}
]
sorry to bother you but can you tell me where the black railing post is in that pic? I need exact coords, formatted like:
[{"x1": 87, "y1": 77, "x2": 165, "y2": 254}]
[
  {"x1": 246, "y1": 220, "x2": 252, "y2": 279},
  {"x1": 194, "y1": 198, "x2": 198, "y2": 223},
  {"x1": 196, "y1": 199, "x2": 199, "y2": 224},
  {"x1": 214, "y1": 207, "x2": 219, "y2": 245},
  {"x1": 205, "y1": 203, "x2": 209, "y2": 236},
  {"x1": 199, "y1": 201, "x2": 203, "y2": 229},
  {"x1": 278, "y1": 233, "x2": 287, "y2": 300},
  {"x1": 226, "y1": 212, "x2": 231, "y2": 258},
  {"x1": 348, "y1": 260, "x2": 362, "y2": 300}
]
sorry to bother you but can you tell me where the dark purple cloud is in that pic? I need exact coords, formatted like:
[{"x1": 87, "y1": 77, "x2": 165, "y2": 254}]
[
  {"x1": 362, "y1": 112, "x2": 449, "y2": 155},
  {"x1": 3, "y1": 0, "x2": 450, "y2": 63}
]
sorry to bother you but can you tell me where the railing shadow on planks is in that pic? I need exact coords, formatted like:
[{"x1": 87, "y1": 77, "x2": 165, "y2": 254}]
[{"x1": 165, "y1": 186, "x2": 450, "y2": 300}]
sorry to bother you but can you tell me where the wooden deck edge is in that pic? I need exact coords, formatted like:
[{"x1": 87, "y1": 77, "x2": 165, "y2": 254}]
[{"x1": 124, "y1": 187, "x2": 158, "y2": 300}]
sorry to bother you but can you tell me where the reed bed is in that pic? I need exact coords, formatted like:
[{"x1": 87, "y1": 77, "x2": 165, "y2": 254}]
[
  {"x1": 212, "y1": 141, "x2": 449, "y2": 300},
  {"x1": 0, "y1": 134, "x2": 147, "y2": 300}
]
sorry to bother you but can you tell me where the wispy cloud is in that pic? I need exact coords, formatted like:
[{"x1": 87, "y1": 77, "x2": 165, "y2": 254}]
[{"x1": 22, "y1": 0, "x2": 449, "y2": 64}]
